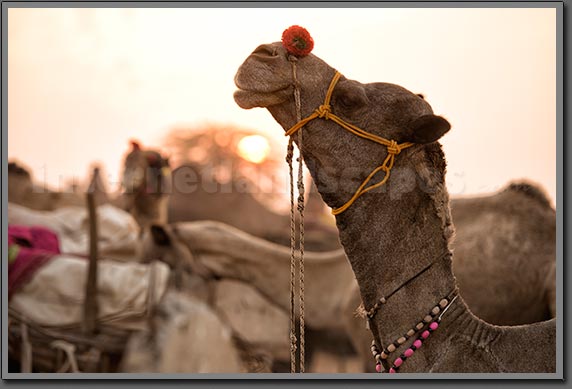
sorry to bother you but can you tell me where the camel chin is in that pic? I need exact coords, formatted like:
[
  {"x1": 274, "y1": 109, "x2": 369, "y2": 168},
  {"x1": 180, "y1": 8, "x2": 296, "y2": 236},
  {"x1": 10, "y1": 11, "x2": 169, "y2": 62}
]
[{"x1": 233, "y1": 88, "x2": 290, "y2": 109}]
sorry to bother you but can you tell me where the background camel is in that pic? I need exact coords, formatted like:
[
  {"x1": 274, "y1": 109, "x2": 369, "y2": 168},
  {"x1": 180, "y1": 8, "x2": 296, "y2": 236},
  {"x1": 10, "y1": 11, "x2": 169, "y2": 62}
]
[
  {"x1": 8, "y1": 161, "x2": 85, "y2": 211},
  {"x1": 451, "y1": 182, "x2": 556, "y2": 324},
  {"x1": 233, "y1": 41, "x2": 555, "y2": 372},
  {"x1": 120, "y1": 290, "x2": 267, "y2": 373},
  {"x1": 120, "y1": 141, "x2": 171, "y2": 230},
  {"x1": 168, "y1": 163, "x2": 291, "y2": 243},
  {"x1": 134, "y1": 224, "x2": 296, "y2": 372},
  {"x1": 167, "y1": 166, "x2": 339, "y2": 251}
]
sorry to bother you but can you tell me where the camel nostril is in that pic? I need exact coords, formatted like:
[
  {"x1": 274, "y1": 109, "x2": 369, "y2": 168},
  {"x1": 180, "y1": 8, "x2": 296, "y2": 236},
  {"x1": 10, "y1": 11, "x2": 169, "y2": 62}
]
[{"x1": 252, "y1": 44, "x2": 278, "y2": 59}]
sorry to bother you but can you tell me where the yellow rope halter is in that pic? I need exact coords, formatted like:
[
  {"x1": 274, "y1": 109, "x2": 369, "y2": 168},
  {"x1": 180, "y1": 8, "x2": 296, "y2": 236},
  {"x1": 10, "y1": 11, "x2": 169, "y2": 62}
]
[{"x1": 285, "y1": 71, "x2": 415, "y2": 215}]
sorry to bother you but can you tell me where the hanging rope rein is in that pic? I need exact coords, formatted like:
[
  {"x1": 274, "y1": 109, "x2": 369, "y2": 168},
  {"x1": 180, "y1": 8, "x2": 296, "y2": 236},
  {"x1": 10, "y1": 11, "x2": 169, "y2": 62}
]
[
  {"x1": 286, "y1": 137, "x2": 297, "y2": 373},
  {"x1": 286, "y1": 56, "x2": 306, "y2": 373},
  {"x1": 285, "y1": 71, "x2": 416, "y2": 215},
  {"x1": 293, "y1": 58, "x2": 306, "y2": 374}
]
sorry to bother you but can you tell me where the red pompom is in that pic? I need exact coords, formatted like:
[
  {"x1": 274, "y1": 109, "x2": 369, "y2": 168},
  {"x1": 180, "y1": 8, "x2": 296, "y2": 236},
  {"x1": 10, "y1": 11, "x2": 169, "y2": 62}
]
[{"x1": 282, "y1": 25, "x2": 314, "y2": 57}]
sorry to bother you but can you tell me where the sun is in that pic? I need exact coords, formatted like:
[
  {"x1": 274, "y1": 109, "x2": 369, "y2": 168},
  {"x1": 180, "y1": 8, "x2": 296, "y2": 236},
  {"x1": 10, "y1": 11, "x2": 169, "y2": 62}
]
[{"x1": 237, "y1": 135, "x2": 270, "y2": 164}]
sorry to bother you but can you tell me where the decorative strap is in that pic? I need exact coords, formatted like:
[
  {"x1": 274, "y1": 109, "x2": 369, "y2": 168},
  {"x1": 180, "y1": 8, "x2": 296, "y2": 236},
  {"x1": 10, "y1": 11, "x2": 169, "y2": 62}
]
[{"x1": 371, "y1": 291, "x2": 459, "y2": 373}]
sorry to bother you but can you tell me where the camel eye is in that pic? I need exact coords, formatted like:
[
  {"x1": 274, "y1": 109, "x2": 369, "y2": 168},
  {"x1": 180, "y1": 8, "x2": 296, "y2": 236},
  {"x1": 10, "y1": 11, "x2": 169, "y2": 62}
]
[
  {"x1": 336, "y1": 92, "x2": 362, "y2": 110},
  {"x1": 338, "y1": 95, "x2": 354, "y2": 108},
  {"x1": 335, "y1": 91, "x2": 367, "y2": 113}
]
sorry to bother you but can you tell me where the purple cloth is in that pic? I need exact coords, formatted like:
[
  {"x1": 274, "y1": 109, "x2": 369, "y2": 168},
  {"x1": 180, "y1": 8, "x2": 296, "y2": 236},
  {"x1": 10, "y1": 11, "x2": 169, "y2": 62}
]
[{"x1": 8, "y1": 225, "x2": 61, "y2": 297}]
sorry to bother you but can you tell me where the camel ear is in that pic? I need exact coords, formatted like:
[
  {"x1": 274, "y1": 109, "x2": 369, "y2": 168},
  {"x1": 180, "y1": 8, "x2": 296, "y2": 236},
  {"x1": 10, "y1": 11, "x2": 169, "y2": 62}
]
[
  {"x1": 404, "y1": 115, "x2": 450, "y2": 144},
  {"x1": 150, "y1": 225, "x2": 171, "y2": 246},
  {"x1": 130, "y1": 140, "x2": 141, "y2": 151}
]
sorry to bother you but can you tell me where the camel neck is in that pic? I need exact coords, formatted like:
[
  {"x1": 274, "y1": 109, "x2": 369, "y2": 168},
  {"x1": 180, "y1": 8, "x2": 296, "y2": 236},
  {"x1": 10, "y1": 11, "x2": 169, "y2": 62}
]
[
  {"x1": 334, "y1": 183, "x2": 456, "y2": 295},
  {"x1": 332, "y1": 181, "x2": 467, "y2": 371}
]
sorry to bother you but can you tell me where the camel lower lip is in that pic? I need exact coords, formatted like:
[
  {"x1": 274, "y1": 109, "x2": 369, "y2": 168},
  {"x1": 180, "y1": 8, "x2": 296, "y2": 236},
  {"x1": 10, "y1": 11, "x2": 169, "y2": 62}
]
[{"x1": 233, "y1": 87, "x2": 291, "y2": 109}]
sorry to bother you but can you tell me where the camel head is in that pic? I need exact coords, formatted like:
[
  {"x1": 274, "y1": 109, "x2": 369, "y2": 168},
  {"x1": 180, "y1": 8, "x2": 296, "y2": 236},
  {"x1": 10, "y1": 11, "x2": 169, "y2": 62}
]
[
  {"x1": 234, "y1": 42, "x2": 451, "y2": 214},
  {"x1": 122, "y1": 141, "x2": 171, "y2": 195},
  {"x1": 8, "y1": 161, "x2": 33, "y2": 201},
  {"x1": 138, "y1": 224, "x2": 212, "y2": 280}
]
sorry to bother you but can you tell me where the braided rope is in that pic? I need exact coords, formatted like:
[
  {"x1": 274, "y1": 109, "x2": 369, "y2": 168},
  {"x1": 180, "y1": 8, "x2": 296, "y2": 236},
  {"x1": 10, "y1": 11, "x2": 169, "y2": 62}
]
[
  {"x1": 286, "y1": 137, "x2": 297, "y2": 373},
  {"x1": 285, "y1": 56, "x2": 306, "y2": 373},
  {"x1": 292, "y1": 60, "x2": 306, "y2": 373}
]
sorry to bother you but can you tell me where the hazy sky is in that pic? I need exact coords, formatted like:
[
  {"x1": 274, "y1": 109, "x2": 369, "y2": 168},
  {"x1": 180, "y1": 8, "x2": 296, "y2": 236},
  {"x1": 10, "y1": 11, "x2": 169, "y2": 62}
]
[{"x1": 8, "y1": 8, "x2": 556, "y2": 204}]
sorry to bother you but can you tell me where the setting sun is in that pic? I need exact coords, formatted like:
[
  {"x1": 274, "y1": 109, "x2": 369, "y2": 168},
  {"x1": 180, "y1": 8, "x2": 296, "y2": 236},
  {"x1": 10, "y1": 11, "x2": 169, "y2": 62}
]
[{"x1": 237, "y1": 135, "x2": 271, "y2": 164}]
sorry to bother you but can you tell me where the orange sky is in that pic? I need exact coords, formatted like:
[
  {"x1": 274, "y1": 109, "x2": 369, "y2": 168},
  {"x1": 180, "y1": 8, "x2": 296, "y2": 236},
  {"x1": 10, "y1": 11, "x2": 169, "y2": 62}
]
[{"x1": 8, "y1": 8, "x2": 557, "y2": 205}]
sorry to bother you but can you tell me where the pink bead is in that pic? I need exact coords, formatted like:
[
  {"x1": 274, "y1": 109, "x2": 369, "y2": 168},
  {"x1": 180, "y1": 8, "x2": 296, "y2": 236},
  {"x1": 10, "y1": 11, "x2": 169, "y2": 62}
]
[
  {"x1": 404, "y1": 348, "x2": 414, "y2": 358},
  {"x1": 413, "y1": 339, "x2": 422, "y2": 349},
  {"x1": 394, "y1": 358, "x2": 403, "y2": 367},
  {"x1": 389, "y1": 368, "x2": 396, "y2": 373},
  {"x1": 422, "y1": 330, "x2": 430, "y2": 339},
  {"x1": 375, "y1": 363, "x2": 382, "y2": 373},
  {"x1": 430, "y1": 322, "x2": 439, "y2": 331}
]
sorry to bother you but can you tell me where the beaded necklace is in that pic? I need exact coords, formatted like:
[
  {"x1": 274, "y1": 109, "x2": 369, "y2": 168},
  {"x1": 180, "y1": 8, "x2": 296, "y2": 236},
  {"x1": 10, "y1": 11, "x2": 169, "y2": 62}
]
[{"x1": 370, "y1": 293, "x2": 459, "y2": 373}]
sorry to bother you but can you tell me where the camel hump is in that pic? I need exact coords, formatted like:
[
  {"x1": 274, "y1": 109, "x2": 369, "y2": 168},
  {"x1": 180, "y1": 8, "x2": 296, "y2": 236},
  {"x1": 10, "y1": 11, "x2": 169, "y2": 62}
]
[{"x1": 503, "y1": 180, "x2": 552, "y2": 209}]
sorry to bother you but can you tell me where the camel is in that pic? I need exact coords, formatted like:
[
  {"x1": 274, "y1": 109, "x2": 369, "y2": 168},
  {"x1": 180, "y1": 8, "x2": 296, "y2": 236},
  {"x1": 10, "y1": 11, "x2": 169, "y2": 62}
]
[
  {"x1": 138, "y1": 222, "x2": 357, "y2": 372},
  {"x1": 233, "y1": 41, "x2": 556, "y2": 373},
  {"x1": 8, "y1": 162, "x2": 33, "y2": 202},
  {"x1": 140, "y1": 222, "x2": 354, "y2": 330},
  {"x1": 167, "y1": 163, "x2": 340, "y2": 251},
  {"x1": 168, "y1": 163, "x2": 290, "y2": 242},
  {"x1": 450, "y1": 182, "x2": 556, "y2": 325},
  {"x1": 135, "y1": 225, "x2": 289, "y2": 372},
  {"x1": 120, "y1": 141, "x2": 171, "y2": 230},
  {"x1": 8, "y1": 161, "x2": 85, "y2": 211},
  {"x1": 120, "y1": 289, "x2": 269, "y2": 373}
]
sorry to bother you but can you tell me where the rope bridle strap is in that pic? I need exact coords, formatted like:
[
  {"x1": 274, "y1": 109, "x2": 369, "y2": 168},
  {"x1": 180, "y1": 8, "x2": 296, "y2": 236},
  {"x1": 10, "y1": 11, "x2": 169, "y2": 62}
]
[
  {"x1": 285, "y1": 71, "x2": 416, "y2": 215},
  {"x1": 286, "y1": 55, "x2": 306, "y2": 373}
]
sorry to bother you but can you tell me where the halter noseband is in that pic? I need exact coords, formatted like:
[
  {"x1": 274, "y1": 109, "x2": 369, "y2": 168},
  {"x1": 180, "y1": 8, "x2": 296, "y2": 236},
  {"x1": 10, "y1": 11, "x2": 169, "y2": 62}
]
[{"x1": 285, "y1": 71, "x2": 415, "y2": 215}]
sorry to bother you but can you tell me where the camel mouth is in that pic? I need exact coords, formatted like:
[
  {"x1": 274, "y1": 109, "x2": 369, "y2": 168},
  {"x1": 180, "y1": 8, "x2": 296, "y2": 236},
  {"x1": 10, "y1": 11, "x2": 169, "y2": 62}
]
[{"x1": 233, "y1": 86, "x2": 292, "y2": 109}]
